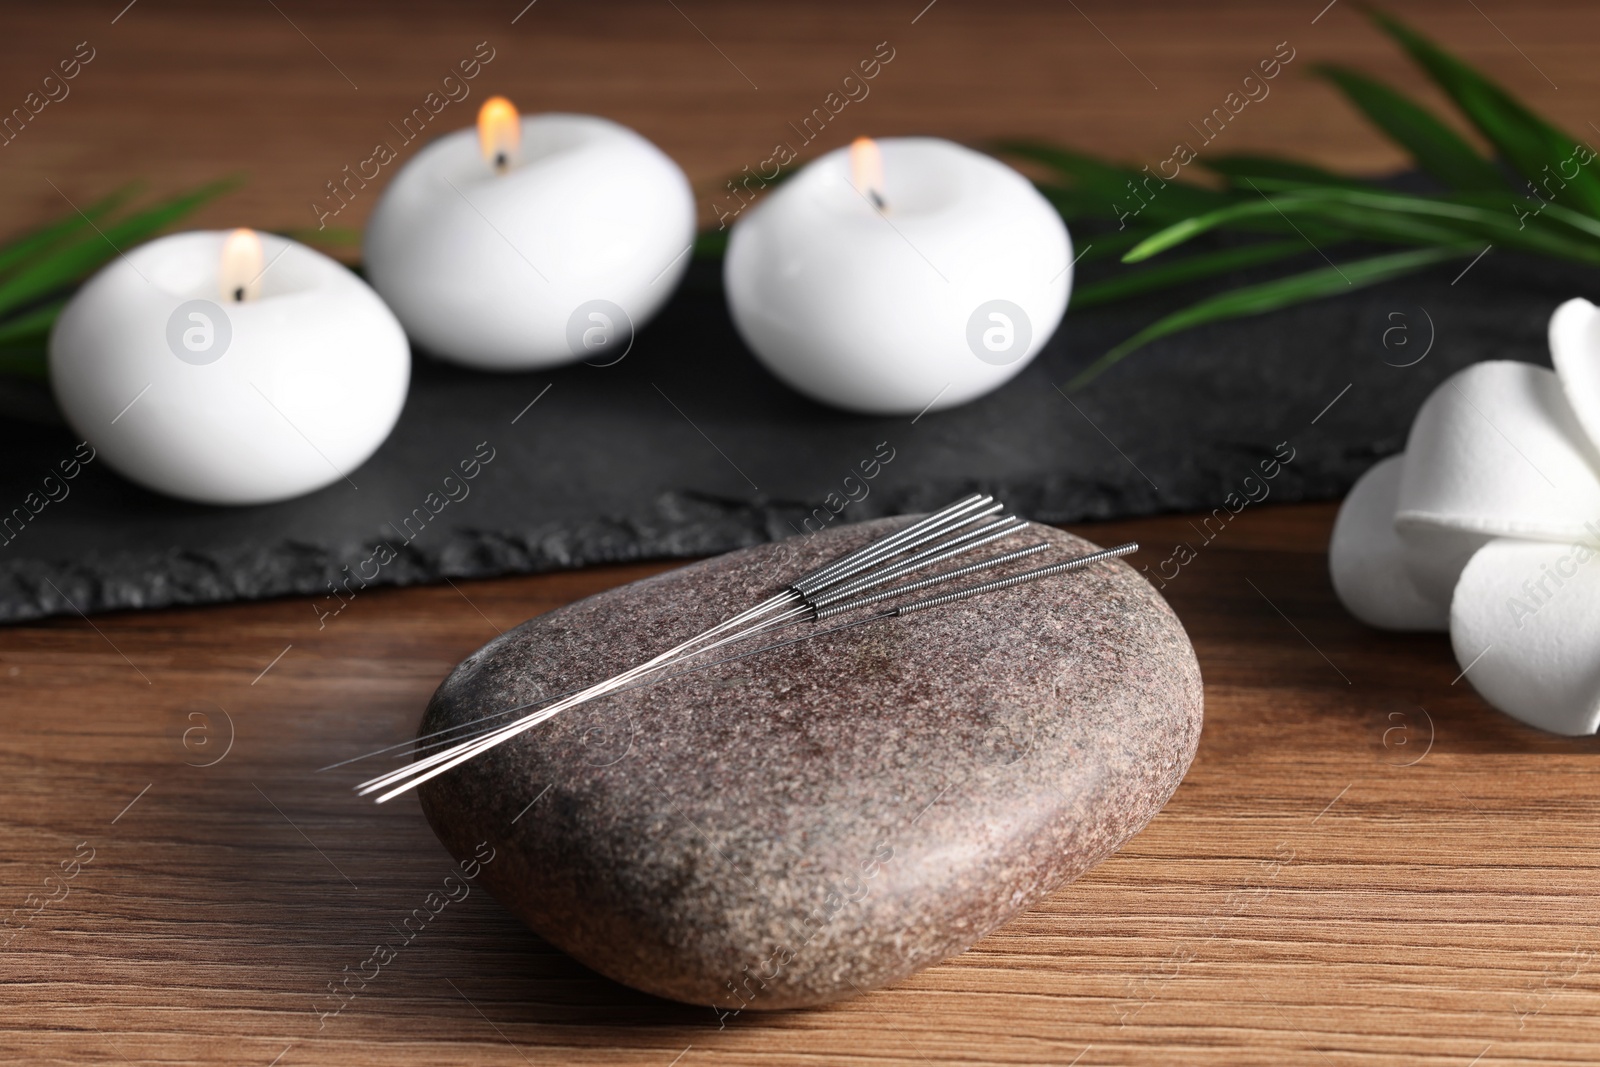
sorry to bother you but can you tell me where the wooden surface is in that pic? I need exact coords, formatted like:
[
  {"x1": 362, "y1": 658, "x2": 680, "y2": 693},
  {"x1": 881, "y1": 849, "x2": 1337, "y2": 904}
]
[
  {"x1": 6, "y1": 2, "x2": 1600, "y2": 1064},
  {"x1": 7, "y1": 504, "x2": 1600, "y2": 1066},
  {"x1": 5, "y1": 0, "x2": 1600, "y2": 236}
]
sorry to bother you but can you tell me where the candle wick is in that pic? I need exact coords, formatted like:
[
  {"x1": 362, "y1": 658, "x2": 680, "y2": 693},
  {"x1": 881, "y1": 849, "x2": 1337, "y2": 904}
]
[
  {"x1": 494, "y1": 152, "x2": 508, "y2": 173},
  {"x1": 232, "y1": 286, "x2": 246, "y2": 303},
  {"x1": 868, "y1": 190, "x2": 886, "y2": 212}
]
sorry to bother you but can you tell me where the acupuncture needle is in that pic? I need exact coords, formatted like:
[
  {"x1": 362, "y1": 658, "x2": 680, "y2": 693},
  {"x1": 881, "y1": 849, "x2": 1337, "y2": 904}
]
[
  {"x1": 359, "y1": 495, "x2": 1134, "y2": 800},
  {"x1": 352, "y1": 540, "x2": 1130, "y2": 782}
]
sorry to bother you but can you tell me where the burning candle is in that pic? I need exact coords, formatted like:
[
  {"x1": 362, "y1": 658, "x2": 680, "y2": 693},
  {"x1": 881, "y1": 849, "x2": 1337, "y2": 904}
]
[
  {"x1": 363, "y1": 96, "x2": 695, "y2": 371},
  {"x1": 50, "y1": 228, "x2": 409, "y2": 505},
  {"x1": 725, "y1": 137, "x2": 1072, "y2": 415}
]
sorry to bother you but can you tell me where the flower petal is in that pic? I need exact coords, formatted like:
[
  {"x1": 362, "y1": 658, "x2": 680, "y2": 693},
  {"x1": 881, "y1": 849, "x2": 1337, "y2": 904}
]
[
  {"x1": 1451, "y1": 537, "x2": 1600, "y2": 735},
  {"x1": 1329, "y1": 454, "x2": 1449, "y2": 630},
  {"x1": 1549, "y1": 297, "x2": 1600, "y2": 458},
  {"x1": 1395, "y1": 360, "x2": 1600, "y2": 603}
]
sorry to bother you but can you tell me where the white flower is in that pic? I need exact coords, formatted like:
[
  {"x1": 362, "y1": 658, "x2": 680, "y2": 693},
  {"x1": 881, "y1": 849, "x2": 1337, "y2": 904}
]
[{"x1": 1329, "y1": 298, "x2": 1600, "y2": 735}]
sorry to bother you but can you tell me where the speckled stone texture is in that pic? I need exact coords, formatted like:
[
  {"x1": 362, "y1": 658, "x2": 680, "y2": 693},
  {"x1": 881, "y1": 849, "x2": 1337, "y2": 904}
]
[
  {"x1": 9, "y1": 248, "x2": 1598, "y2": 625},
  {"x1": 418, "y1": 517, "x2": 1203, "y2": 1010}
]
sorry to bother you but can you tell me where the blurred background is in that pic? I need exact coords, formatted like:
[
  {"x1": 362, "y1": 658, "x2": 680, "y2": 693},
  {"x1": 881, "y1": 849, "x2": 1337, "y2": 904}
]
[{"x1": 5, "y1": 0, "x2": 1595, "y2": 242}]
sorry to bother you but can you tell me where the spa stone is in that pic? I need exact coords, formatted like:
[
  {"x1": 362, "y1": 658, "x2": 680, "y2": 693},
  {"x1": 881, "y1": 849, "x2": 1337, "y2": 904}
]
[{"x1": 419, "y1": 518, "x2": 1202, "y2": 1009}]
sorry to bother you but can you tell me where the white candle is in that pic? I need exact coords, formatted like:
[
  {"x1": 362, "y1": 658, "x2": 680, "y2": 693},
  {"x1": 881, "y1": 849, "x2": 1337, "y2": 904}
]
[
  {"x1": 725, "y1": 137, "x2": 1072, "y2": 415},
  {"x1": 363, "y1": 97, "x2": 695, "y2": 371},
  {"x1": 50, "y1": 229, "x2": 409, "y2": 505}
]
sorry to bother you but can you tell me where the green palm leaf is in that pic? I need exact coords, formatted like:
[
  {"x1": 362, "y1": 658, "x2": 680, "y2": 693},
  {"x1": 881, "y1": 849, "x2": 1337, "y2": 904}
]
[
  {"x1": 0, "y1": 177, "x2": 242, "y2": 381},
  {"x1": 1124, "y1": 187, "x2": 1600, "y2": 265},
  {"x1": 1368, "y1": 8, "x2": 1600, "y2": 215},
  {"x1": 994, "y1": 140, "x2": 1239, "y2": 223},
  {"x1": 1312, "y1": 64, "x2": 1507, "y2": 192},
  {"x1": 1203, "y1": 155, "x2": 1369, "y2": 189},
  {"x1": 0, "y1": 176, "x2": 240, "y2": 322},
  {"x1": 1071, "y1": 240, "x2": 1307, "y2": 309},
  {"x1": 0, "y1": 299, "x2": 66, "y2": 348},
  {"x1": 1067, "y1": 246, "x2": 1472, "y2": 389},
  {"x1": 0, "y1": 183, "x2": 144, "y2": 277}
]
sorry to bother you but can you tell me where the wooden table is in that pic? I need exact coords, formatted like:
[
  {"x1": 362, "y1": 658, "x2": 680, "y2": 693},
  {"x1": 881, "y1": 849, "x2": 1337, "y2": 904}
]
[
  {"x1": 5, "y1": 3, "x2": 1600, "y2": 1064},
  {"x1": 8, "y1": 504, "x2": 1599, "y2": 1066}
]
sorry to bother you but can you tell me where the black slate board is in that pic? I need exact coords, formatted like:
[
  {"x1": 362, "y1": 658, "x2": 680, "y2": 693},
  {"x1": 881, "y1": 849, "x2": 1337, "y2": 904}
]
[{"x1": 1, "y1": 245, "x2": 1591, "y2": 624}]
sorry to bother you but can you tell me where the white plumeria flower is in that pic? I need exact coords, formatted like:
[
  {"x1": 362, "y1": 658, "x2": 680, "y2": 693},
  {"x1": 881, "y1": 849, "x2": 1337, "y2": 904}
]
[{"x1": 1329, "y1": 297, "x2": 1600, "y2": 735}]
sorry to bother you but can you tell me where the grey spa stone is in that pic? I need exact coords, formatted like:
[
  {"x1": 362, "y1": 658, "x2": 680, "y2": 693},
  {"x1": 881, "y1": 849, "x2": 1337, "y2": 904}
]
[{"x1": 419, "y1": 516, "x2": 1203, "y2": 1010}]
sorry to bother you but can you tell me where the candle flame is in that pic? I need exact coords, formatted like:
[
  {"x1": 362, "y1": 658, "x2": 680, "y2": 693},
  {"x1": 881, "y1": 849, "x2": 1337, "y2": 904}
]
[
  {"x1": 850, "y1": 136, "x2": 886, "y2": 211},
  {"x1": 478, "y1": 96, "x2": 520, "y2": 173},
  {"x1": 219, "y1": 228, "x2": 264, "y2": 303}
]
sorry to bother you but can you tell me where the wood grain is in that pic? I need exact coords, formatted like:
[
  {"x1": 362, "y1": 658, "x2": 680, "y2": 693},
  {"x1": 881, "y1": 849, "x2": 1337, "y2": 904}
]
[
  {"x1": 3, "y1": 0, "x2": 1599, "y2": 237},
  {"x1": 5, "y1": 503, "x2": 1600, "y2": 1066},
  {"x1": 4, "y1": 2, "x2": 1600, "y2": 1064}
]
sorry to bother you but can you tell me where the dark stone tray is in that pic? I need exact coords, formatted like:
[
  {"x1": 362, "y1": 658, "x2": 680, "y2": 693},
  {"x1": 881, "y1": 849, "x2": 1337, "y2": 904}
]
[{"x1": 0, "y1": 245, "x2": 1588, "y2": 624}]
